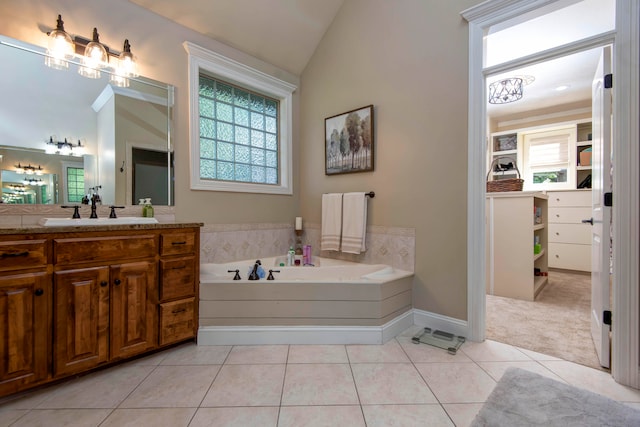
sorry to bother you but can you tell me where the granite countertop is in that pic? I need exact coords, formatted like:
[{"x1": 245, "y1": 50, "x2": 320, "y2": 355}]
[{"x1": 0, "y1": 222, "x2": 204, "y2": 235}]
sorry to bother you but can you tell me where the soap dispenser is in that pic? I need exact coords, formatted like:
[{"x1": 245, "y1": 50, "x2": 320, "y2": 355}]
[{"x1": 143, "y1": 198, "x2": 154, "y2": 218}]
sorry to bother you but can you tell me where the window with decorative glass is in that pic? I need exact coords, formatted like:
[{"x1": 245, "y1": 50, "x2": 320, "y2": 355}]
[
  {"x1": 185, "y1": 42, "x2": 296, "y2": 195},
  {"x1": 65, "y1": 166, "x2": 84, "y2": 203},
  {"x1": 199, "y1": 75, "x2": 279, "y2": 185}
]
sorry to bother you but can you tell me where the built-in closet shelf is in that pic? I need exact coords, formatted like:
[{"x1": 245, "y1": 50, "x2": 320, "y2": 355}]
[
  {"x1": 534, "y1": 275, "x2": 548, "y2": 296},
  {"x1": 577, "y1": 166, "x2": 592, "y2": 171},
  {"x1": 493, "y1": 149, "x2": 517, "y2": 156},
  {"x1": 486, "y1": 191, "x2": 548, "y2": 301},
  {"x1": 577, "y1": 141, "x2": 593, "y2": 147},
  {"x1": 534, "y1": 249, "x2": 545, "y2": 261}
]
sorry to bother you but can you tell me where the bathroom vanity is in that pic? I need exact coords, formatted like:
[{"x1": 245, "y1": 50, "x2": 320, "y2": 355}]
[{"x1": 0, "y1": 223, "x2": 201, "y2": 397}]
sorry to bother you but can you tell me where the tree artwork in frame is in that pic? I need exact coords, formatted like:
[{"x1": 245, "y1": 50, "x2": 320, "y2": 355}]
[{"x1": 325, "y1": 105, "x2": 374, "y2": 175}]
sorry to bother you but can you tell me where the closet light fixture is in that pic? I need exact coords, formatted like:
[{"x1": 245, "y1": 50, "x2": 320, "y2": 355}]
[
  {"x1": 45, "y1": 14, "x2": 75, "y2": 70},
  {"x1": 488, "y1": 77, "x2": 524, "y2": 104}
]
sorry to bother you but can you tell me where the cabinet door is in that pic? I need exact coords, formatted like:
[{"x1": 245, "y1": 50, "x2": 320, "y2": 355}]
[
  {"x1": 110, "y1": 261, "x2": 157, "y2": 359},
  {"x1": 54, "y1": 267, "x2": 109, "y2": 376},
  {"x1": 0, "y1": 273, "x2": 50, "y2": 395}
]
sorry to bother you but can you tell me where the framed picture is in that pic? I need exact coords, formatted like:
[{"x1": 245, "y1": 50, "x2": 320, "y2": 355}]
[{"x1": 325, "y1": 104, "x2": 374, "y2": 175}]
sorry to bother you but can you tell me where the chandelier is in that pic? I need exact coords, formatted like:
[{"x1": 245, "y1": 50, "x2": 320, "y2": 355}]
[{"x1": 488, "y1": 78, "x2": 524, "y2": 104}]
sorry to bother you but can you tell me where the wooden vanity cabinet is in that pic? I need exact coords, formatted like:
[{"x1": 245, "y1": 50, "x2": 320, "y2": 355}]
[
  {"x1": 0, "y1": 272, "x2": 51, "y2": 396},
  {"x1": 0, "y1": 224, "x2": 200, "y2": 398},
  {"x1": 0, "y1": 237, "x2": 51, "y2": 395},
  {"x1": 158, "y1": 230, "x2": 199, "y2": 346}
]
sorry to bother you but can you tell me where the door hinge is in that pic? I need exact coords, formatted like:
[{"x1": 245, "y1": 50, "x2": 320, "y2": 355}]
[
  {"x1": 603, "y1": 310, "x2": 612, "y2": 326},
  {"x1": 605, "y1": 73, "x2": 613, "y2": 89},
  {"x1": 604, "y1": 192, "x2": 613, "y2": 207}
]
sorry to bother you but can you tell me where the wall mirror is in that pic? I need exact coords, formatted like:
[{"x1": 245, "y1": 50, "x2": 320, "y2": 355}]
[{"x1": 0, "y1": 34, "x2": 174, "y2": 206}]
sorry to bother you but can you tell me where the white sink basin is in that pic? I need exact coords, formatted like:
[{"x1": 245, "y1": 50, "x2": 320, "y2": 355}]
[{"x1": 38, "y1": 217, "x2": 159, "y2": 227}]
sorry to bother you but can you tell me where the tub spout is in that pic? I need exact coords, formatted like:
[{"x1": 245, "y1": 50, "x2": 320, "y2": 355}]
[{"x1": 248, "y1": 260, "x2": 262, "y2": 280}]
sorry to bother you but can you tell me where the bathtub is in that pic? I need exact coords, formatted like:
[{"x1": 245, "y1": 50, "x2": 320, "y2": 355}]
[{"x1": 198, "y1": 257, "x2": 414, "y2": 345}]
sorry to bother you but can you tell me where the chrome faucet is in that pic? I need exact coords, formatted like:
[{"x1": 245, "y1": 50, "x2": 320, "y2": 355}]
[{"x1": 248, "y1": 260, "x2": 262, "y2": 280}]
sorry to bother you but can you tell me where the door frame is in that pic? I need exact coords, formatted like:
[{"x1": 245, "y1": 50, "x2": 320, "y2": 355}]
[{"x1": 462, "y1": 0, "x2": 639, "y2": 388}]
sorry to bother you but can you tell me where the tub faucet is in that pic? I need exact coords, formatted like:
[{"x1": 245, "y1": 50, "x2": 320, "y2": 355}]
[{"x1": 248, "y1": 260, "x2": 262, "y2": 280}]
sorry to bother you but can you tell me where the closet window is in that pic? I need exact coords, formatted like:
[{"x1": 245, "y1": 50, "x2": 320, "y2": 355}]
[{"x1": 523, "y1": 127, "x2": 575, "y2": 190}]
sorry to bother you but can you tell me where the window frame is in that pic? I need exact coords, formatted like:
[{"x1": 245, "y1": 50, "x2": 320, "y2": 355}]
[
  {"x1": 522, "y1": 126, "x2": 576, "y2": 191},
  {"x1": 184, "y1": 42, "x2": 297, "y2": 195}
]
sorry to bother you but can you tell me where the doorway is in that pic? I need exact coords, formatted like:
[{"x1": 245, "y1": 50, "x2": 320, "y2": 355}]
[{"x1": 463, "y1": 0, "x2": 640, "y2": 388}]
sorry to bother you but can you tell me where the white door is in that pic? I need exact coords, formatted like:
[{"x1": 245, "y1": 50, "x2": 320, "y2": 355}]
[{"x1": 589, "y1": 46, "x2": 612, "y2": 369}]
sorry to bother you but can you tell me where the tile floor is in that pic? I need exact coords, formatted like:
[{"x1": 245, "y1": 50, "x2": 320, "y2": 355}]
[{"x1": 2, "y1": 326, "x2": 640, "y2": 427}]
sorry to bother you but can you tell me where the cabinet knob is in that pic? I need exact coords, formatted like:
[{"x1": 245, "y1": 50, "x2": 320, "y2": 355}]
[
  {"x1": 555, "y1": 232, "x2": 560, "y2": 235},
  {"x1": 100, "y1": 281, "x2": 108, "y2": 287},
  {"x1": 556, "y1": 214, "x2": 560, "y2": 217},
  {"x1": 555, "y1": 255, "x2": 560, "y2": 258},
  {"x1": 34, "y1": 288, "x2": 44, "y2": 296},
  {"x1": 114, "y1": 279, "x2": 121, "y2": 286}
]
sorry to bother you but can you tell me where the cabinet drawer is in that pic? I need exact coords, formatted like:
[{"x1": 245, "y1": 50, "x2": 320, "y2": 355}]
[
  {"x1": 549, "y1": 243, "x2": 591, "y2": 271},
  {"x1": 160, "y1": 231, "x2": 196, "y2": 256},
  {"x1": 548, "y1": 190, "x2": 591, "y2": 207},
  {"x1": 549, "y1": 224, "x2": 592, "y2": 244},
  {"x1": 0, "y1": 240, "x2": 47, "y2": 272},
  {"x1": 160, "y1": 256, "x2": 196, "y2": 301},
  {"x1": 548, "y1": 207, "x2": 592, "y2": 224},
  {"x1": 54, "y1": 235, "x2": 156, "y2": 265},
  {"x1": 159, "y1": 298, "x2": 195, "y2": 345}
]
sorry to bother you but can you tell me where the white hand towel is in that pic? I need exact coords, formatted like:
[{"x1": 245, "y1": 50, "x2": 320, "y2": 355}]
[
  {"x1": 321, "y1": 193, "x2": 343, "y2": 251},
  {"x1": 341, "y1": 192, "x2": 367, "y2": 254}
]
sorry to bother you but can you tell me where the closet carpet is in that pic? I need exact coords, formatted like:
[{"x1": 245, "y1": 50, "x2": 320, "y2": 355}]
[{"x1": 485, "y1": 270, "x2": 605, "y2": 371}]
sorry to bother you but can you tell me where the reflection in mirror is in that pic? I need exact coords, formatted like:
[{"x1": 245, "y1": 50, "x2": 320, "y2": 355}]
[{"x1": 0, "y1": 34, "x2": 174, "y2": 205}]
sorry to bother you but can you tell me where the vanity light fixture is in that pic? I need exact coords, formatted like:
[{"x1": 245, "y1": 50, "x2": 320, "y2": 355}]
[
  {"x1": 23, "y1": 178, "x2": 46, "y2": 186},
  {"x1": 110, "y1": 39, "x2": 138, "y2": 87},
  {"x1": 44, "y1": 14, "x2": 138, "y2": 84},
  {"x1": 15, "y1": 163, "x2": 44, "y2": 175},
  {"x1": 45, "y1": 136, "x2": 86, "y2": 157},
  {"x1": 45, "y1": 14, "x2": 75, "y2": 70},
  {"x1": 78, "y1": 28, "x2": 108, "y2": 79}
]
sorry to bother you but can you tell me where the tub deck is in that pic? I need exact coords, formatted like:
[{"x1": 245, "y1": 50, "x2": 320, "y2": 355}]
[{"x1": 199, "y1": 257, "x2": 413, "y2": 327}]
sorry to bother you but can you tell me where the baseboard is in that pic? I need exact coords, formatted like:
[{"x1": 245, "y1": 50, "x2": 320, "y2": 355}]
[
  {"x1": 198, "y1": 310, "x2": 414, "y2": 345},
  {"x1": 196, "y1": 308, "x2": 470, "y2": 345},
  {"x1": 412, "y1": 308, "x2": 469, "y2": 339}
]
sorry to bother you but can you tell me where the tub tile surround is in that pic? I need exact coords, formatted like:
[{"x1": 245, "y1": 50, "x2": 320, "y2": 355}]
[
  {"x1": 0, "y1": 204, "x2": 176, "y2": 226},
  {"x1": 200, "y1": 222, "x2": 415, "y2": 272}
]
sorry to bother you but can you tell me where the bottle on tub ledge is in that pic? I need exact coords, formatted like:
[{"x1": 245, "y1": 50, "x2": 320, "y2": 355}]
[{"x1": 287, "y1": 246, "x2": 295, "y2": 266}]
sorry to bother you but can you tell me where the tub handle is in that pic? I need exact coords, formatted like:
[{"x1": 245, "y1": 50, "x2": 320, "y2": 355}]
[
  {"x1": 228, "y1": 269, "x2": 241, "y2": 280},
  {"x1": 267, "y1": 269, "x2": 280, "y2": 280}
]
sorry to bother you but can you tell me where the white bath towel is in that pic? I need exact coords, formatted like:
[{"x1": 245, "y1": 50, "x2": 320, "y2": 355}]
[
  {"x1": 341, "y1": 192, "x2": 367, "y2": 254},
  {"x1": 321, "y1": 193, "x2": 343, "y2": 251}
]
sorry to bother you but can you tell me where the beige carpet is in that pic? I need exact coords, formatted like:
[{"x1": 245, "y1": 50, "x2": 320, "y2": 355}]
[{"x1": 486, "y1": 270, "x2": 605, "y2": 370}]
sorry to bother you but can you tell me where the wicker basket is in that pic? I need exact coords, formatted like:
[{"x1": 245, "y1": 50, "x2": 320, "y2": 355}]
[{"x1": 486, "y1": 156, "x2": 524, "y2": 192}]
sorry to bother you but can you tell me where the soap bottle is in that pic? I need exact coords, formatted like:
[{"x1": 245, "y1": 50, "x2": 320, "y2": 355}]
[
  {"x1": 287, "y1": 246, "x2": 295, "y2": 266},
  {"x1": 144, "y1": 198, "x2": 154, "y2": 218}
]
